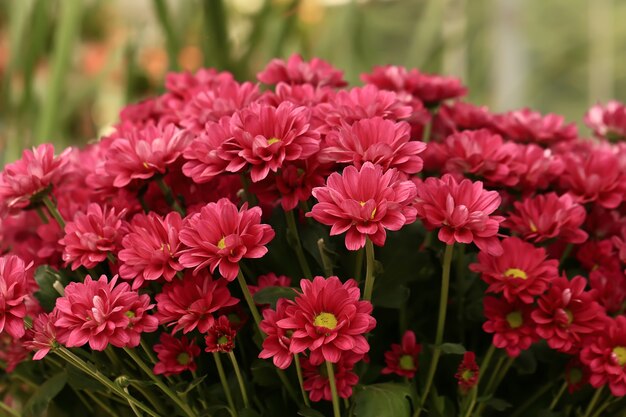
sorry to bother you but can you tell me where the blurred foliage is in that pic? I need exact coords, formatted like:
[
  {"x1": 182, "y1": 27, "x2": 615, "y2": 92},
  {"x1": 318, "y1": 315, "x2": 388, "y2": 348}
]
[{"x1": 0, "y1": 0, "x2": 625, "y2": 164}]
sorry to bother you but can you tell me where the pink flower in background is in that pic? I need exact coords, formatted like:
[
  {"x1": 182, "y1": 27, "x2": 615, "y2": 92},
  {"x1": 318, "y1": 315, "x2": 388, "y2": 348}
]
[
  {"x1": 0, "y1": 255, "x2": 33, "y2": 339},
  {"x1": 505, "y1": 192, "x2": 588, "y2": 244},
  {"x1": 257, "y1": 54, "x2": 347, "y2": 87},
  {"x1": 248, "y1": 273, "x2": 292, "y2": 296},
  {"x1": 118, "y1": 211, "x2": 184, "y2": 289},
  {"x1": 259, "y1": 299, "x2": 295, "y2": 369},
  {"x1": 414, "y1": 174, "x2": 504, "y2": 255},
  {"x1": 513, "y1": 144, "x2": 564, "y2": 191},
  {"x1": 60, "y1": 203, "x2": 125, "y2": 270},
  {"x1": 433, "y1": 101, "x2": 495, "y2": 137},
  {"x1": 494, "y1": 108, "x2": 577, "y2": 145},
  {"x1": 24, "y1": 312, "x2": 58, "y2": 360},
  {"x1": 178, "y1": 198, "x2": 275, "y2": 280},
  {"x1": 205, "y1": 315, "x2": 237, "y2": 353},
  {"x1": 0, "y1": 334, "x2": 28, "y2": 372},
  {"x1": 301, "y1": 351, "x2": 361, "y2": 402},
  {"x1": 588, "y1": 266, "x2": 626, "y2": 314},
  {"x1": 0, "y1": 144, "x2": 70, "y2": 214},
  {"x1": 455, "y1": 352, "x2": 480, "y2": 393},
  {"x1": 381, "y1": 330, "x2": 422, "y2": 378},
  {"x1": 483, "y1": 296, "x2": 537, "y2": 357},
  {"x1": 585, "y1": 100, "x2": 626, "y2": 141},
  {"x1": 153, "y1": 332, "x2": 201, "y2": 376},
  {"x1": 308, "y1": 162, "x2": 417, "y2": 250}
]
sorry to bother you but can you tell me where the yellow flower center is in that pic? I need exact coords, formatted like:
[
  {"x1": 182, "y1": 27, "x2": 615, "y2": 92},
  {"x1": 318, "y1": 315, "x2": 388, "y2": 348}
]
[
  {"x1": 359, "y1": 201, "x2": 366, "y2": 207},
  {"x1": 125, "y1": 311, "x2": 135, "y2": 319},
  {"x1": 613, "y1": 346, "x2": 626, "y2": 366},
  {"x1": 314, "y1": 312, "x2": 338, "y2": 330},
  {"x1": 143, "y1": 161, "x2": 150, "y2": 169},
  {"x1": 267, "y1": 137, "x2": 281, "y2": 145},
  {"x1": 217, "y1": 237, "x2": 226, "y2": 250},
  {"x1": 504, "y1": 268, "x2": 528, "y2": 280},
  {"x1": 461, "y1": 369, "x2": 474, "y2": 381},
  {"x1": 177, "y1": 352, "x2": 190, "y2": 365},
  {"x1": 399, "y1": 355, "x2": 415, "y2": 370},
  {"x1": 506, "y1": 311, "x2": 523, "y2": 329},
  {"x1": 218, "y1": 335, "x2": 229, "y2": 345},
  {"x1": 529, "y1": 221, "x2": 538, "y2": 233}
]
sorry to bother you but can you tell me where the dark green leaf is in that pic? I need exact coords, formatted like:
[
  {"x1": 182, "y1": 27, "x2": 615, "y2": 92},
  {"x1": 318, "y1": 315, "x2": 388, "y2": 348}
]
[
  {"x1": 298, "y1": 407, "x2": 326, "y2": 417},
  {"x1": 440, "y1": 343, "x2": 466, "y2": 355},
  {"x1": 34, "y1": 266, "x2": 69, "y2": 312},
  {"x1": 484, "y1": 398, "x2": 512, "y2": 411},
  {"x1": 250, "y1": 359, "x2": 281, "y2": 388},
  {"x1": 23, "y1": 371, "x2": 67, "y2": 417},
  {"x1": 354, "y1": 383, "x2": 414, "y2": 417},
  {"x1": 252, "y1": 286, "x2": 297, "y2": 309}
]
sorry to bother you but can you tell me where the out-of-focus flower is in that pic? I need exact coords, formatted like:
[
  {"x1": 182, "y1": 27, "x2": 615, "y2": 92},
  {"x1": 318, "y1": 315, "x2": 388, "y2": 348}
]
[
  {"x1": 381, "y1": 330, "x2": 421, "y2": 378},
  {"x1": 153, "y1": 332, "x2": 201, "y2": 376},
  {"x1": 257, "y1": 54, "x2": 347, "y2": 88}
]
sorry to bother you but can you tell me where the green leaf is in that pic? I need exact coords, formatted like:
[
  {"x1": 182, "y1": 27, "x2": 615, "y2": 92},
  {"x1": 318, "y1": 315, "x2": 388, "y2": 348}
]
[
  {"x1": 178, "y1": 375, "x2": 207, "y2": 395},
  {"x1": 34, "y1": 265, "x2": 69, "y2": 312},
  {"x1": 298, "y1": 407, "x2": 326, "y2": 417},
  {"x1": 354, "y1": 383, "x2": 414, "y2": 417},
  {"x1": 440, "y1": 343, "x2": 466, "y2": 355},
  {"x1": 252, "y1": 286, "x2": 297, "y2": 309},
  {"x1": 23, "y1": 371, "x2": 67, "y2": 417},
  {"x1": 484, "y1": 398, "x2": 512, "y2": 411},
  {"x1": 250, "y1": 359, "x2": 280, "y2": 388}
]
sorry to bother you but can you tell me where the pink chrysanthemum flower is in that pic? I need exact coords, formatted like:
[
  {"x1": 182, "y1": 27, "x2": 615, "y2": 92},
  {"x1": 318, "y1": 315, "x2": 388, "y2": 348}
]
[
  {"x1": 155, "y1": 271, "x2": 239, "y2": 334},
  {"x1": 589, "y1": 266, "x2": 626, "y2": 314},
  {"x1": 505, "y1": 192, "x2": 588, "y2": 244},
  {"x1": 433, "y1": 102, "x2": 495, "y2": 137},
  {"x1": 153, "y1": 332, "x2": 201, "y2": 376},
  {"x1": 531, "y1": 276, "x2": 607, "y2": 354},
  {"x1": 24, "y1": 312, "x2": 58, "y2": 360},
  {"x1": 414, "y1": 174, "x2": 504, "y2": 255},
  {"x1": 585, "y1": 100, "x2": 626, "y2": 141},
  {"x1": 54, "y1": 275, "x2": 157, "y2": 351},
  {"x1": 381, "y1": 330, "x2": 422, "y2": 378},
  {"x1": 60, "y1": 203, "x2": 126, "y2": 270},
  {"x1": 580, "y1": 315, "x2": 626, "y2": 396},
  {"x1": 319, "y1": 118, "x2": 426, "y2": 175},
  {"x1": 248, "y1": 273, "x2": 292, "y2": 296},
  {"x1": 301, "y1": 351, "x2": 362, "y2": 402},
  {"x1": 118, "y1": 212, "x2": 184, "y2": 290},
  {"x1": 257, "y1": 54, "x2": 347, "y2": 87},
  {"x1": 308, "y1": 162, "x2": 417, "y2": 250},
  {"x1": 513, "y1": 144, "x2": 564, "y2": 192},
  {"x1": 178, "y1": 198, "x2": 275, "y2": 280},
  {"x1": 104, "y1": 123, "x2": 192, "y2": 188},
  {"x1": 276, "y1": 276, "x2": 376, "y2": 364},
  {"x1": 0, "y1": 144, "x2": 71, "y2": 214},
  {"x1": 205, "y1": 315, "x2": 237, "y2": 353},
  {"x1": 494, "y1": 108, "x2": 578, "y2": 145},
  {"x1": 470, "y1": 237, "x2": 559, "y2": 304},
  {"x1": 455, "y1": 352, "x2": 480, "y2": 393},
  {"x1": 259, "y1": 299, "x2": 295, "y2": 369},
  {"x1": 0, "y1": 255, "x2": 33, "y2": 339},
  {"x1": 0, "y1": 334, "x2": 28, "y2": 372},
  {"x1": 483, "y1": 296, "x2": 538, "y2": 357}
]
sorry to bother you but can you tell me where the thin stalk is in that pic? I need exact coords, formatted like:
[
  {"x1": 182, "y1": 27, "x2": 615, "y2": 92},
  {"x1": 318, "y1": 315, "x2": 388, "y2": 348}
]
[
  {"x1": 140, "y1": 339, "x2": 158, "y2": 365},
  {"x1": 548, "y1": 379, "x2": 568, "y2": 411},
  {"x1": 461, "y1": 386, "x2": 478, "y2": 417},
  {"x1": 0, "y1": 401, "x2": 21, "y2": 417},
  {"x1": 509, "y1": 378, "x2": 556, "y2": 417},
  {"x1": 414, "y1": 243, "x2": 455, "y2": 417},
  {"x1": 477, "y1": 344, "x2": 496, "y2": 386},
  {"x1": 421, "y1": 117, "x2": 434, "y2": 143},
  {"x1": 326, "y1": 361, "x2": 341, "y2": 417},
  {"x1": 42, "y1": 195, "x2": 66, "y2": 228},
  {"x1": 559, "y1": 243, "x2": 574, "y2": 269},
  {"x1": 475, "y1": 356, "x2": 514, "y2": 416},
  {"x1": 582, "y1": 387, "x2": 604, "y2": 417},
  {"x1": 236, "y1": 270, "x2": 263, "y2": 330},
  {"x1": 276, "y1": 368, "x2": 301, "y2": 405},
  {"x1": 294, "y1": 353, "x2": 311, "y2": 407},
  {"x1": 285, "y1": 209, "x2": 312, "y2": 279},
  {"x1": 213, "y1": 353, "x2": 237, "y2": 416},
  {"x1": 85, "y1": 391, "x2": 118, "y2": 417},
  {"x1": 317, "y1": 238, "x2": 334, "y2": 277},
  {"x1": 481, "y1": 355, "x2": 505, "y2": 396},
  {"x1": 228, "y1": 351, "x2": 250, "y2": 409},
  {"x1": 132, "y1": 381, "x2": 168, "y2": 416},
  {"x1": 35, "y1": 206, "x2": 49, "y2": 223},
  {"x1": 156, "y1": 177, "x2": 185, "y2": 216},
  {"x1": 125, "y1": 387, "x2": 144, "y2": 417},
  {"x1": 152, "y1": 0, "x2": 179, "y2": 70},
  {"x1": 363, "y1": 238, "x2": 376, "y2": 301}
]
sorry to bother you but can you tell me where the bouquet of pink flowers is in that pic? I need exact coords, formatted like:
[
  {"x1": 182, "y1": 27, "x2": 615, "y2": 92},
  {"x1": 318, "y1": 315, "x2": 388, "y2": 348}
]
[{"x1": 1, "y1": 54, "x2": 626, "y2": 417}]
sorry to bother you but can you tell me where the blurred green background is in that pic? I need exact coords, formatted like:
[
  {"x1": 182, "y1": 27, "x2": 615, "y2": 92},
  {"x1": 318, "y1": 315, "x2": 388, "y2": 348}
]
[{"x1": 0, "y1": 0, "x2": 623, "y2": 164}]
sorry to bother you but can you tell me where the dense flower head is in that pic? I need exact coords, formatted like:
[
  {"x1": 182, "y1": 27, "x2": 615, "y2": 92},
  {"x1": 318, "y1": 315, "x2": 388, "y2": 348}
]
[
  {"x1": 0, "y1": 334, "x2": 29, "y2": 372},
  {"x1": 60, "y1": 203, "x2": 126, "y2": 270},
  {"x1": 513, "y1": 144, "x2": 564, "y2": 192},
  {"x1": 505, "y1": 193, "x2": 588, "y2": 244},
  {"x1": 178, "y1": 198, "x2": 275, "y2": 280},
  {"x1": 483, "y1": 296, "x2": 538, "y2": 357},
  {"x1": 54, "y1": 275, "x2": 158, "y2": 351},
  {"x1": 204, "y1": 315, "x2": 237, "y2": 353},
  {"x1": 433, "y1": 101, "x2": 495, "y2": 138},
  {"x1": 0, "y1": 144, "x2": 71, "y2": 215},
  {"x1": 381, "y1": 330, "x2": 422, "y2": 378},
  {"x1": 118, "y1": 211, "x2": 183, "y2": 289},
  {"x1": 301, "y1": 351, "x2": 362, "y2": 402},
  {"x1": 414, "y1": 174, "x2": 504, "y2": 255},
  {"x1": 0, "y1": 255, "x2": 33, "y2": 339},
  {"x1": 455, "y1": 352, "x2": 479, "y2": 393},
  {"x1": 588, "y1": 266, "x2": 626, "y2": 314},
  {"x1": 319, "y1": 118, "x2": 426, "y2": 174},
  {"x1": 494, "y1": 108, "x2": 578, "y2": 145},
  {"x1": 531, "y1": 276, "x2": 607, "y2": 354},
  {"x1": 259, "y1": 299, "x2": 295, "y2": 369},
  {"x1": 248, "y1": 273, "x2": 292, "y2": 296},
  {"x1": 577, "y1": 239, "x2": 620, "y2": 272},
  {"x1": 24, "y1": 312, "x2": 58, "y2": 360},
  {"x1": 257, "y1": 54, "x2": 347, "y2": 88},
  {"x1": 585, "y1": 100, "x2": 626, "y2": 141},
  {"x1": 308, "y1": 162, "x2": 417, "y2": 250},
  {"x1": 153, "y1": 332, "x2": 201, "y2": 376},
  {"x1": 470, "y1": 237, "x2": 558, "y2": 303},
  {"x1": 275, "y1": 276, "x2": 376, "y2": 364},
  {"x1": 580, "y1": 315, "x2": 626, "y2": 396},
  {"x1": 155, "y1": 271, "x2": 239, "y2": 334}
]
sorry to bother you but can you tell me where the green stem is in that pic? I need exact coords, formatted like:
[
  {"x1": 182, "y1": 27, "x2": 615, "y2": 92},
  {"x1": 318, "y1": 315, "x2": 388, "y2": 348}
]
[
  {"x1": 475, "y1": 356, "x2": 514, "y2": 416},
  {"x1": 213, "y1": 353, "x2": 237, "y2": 417},
  {"x1": 559, "y1": 243, "x2": 574, "y2": 269},
  {"x1": 414, "y1": 243, "x2": 454, "y2": 417},
  {"x1": 294, "y1": 353, "x2": 311, "y2": 407},
  {"x1": 125, "y1": 387, "x2": 144, "y2": 417},
  {"x1": 35, "y1": 206, "x2": 49, "y2": 223},
  {"x1": 0, "y1": 400, "x2": 20, "y2": 417},
  {"x1": 317, "y1": 238, "x2": 334, "y2": 277},
  {"x1": 477, "y1": 344, "x2": 496, "y2": 386},
  {"x1": 201, "y1": 0, "x2": 232, "y2": 71},
  {"x1": 228, "y1": 351, "x2": 250, "y2": 409},
  {"x1": 582, "y1": 387, "x2": 604, "y2": 417},
  {"x1": 461, "y1": 386, "x2": 478, "y2": 417},
  {"x1": 42, "y1": 195, "x2": 66, "y2": 228},
  {"x1": 285, "y1": 209, "x2": 312, "y2": 279},
  {"x1": 132, "y1": 381, "x2": 168, "y2": 416},
  {"x1": 326, "y1": 361, "x2": 342, "y2": 417},
  {"x1": 509, "y1": 378, "x2": 556, "y2": 417},
  {"x1": 156, "y1": 177, "x2": 185, "y2": 216},
  {"x1": 140, "y1": 339, "x2": 158, "y2": 365},
  {"x1": 152, "y1": 0, "x2": 179, "y2": 70},
  {"x1": 124, "y1": 347, "x2": 196, "y2": 417},
  {"x1": 237, "y1": 270, "x2": 263, "y2": 330},
  {"x1": 363, "y1": 238, "x2": 376, "y2": 301},
  {"x1": 85, "y1": 391, "x2": 118, "y2": 417},
  {"x1": 548, "y1": 379, "x2": 568, "y2": 411}
]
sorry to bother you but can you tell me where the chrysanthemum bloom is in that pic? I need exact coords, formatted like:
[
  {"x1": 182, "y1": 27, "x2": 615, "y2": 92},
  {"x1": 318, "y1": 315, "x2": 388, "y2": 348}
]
[
  {"x1": 248, "y1": 273, "x2": 292, "y2": 296},
  {"x1": 60, "y1": 203, "x2": 125, "y2": 270},
  {"x1": 470, "y1": 237, "x2": 559, "y2": 304},
  {"x1": 565, "y1": 358, "x2": 590, "y2": 393},
  {"x1": 259, "y1": 299, "x2": 295, "y2": 369},
  {"x1": 103, "y1": 122, "x2": 192, "y2": 188},
  {"x1": 276, "y1": 276, "x2": 376, "y2": 364},
  {"x1": 205, "y1": 316, "x2": 237, "y2": 353},
  {"x1": 455, "y1": 352, "x2": 479, "y2": 393},
  {"x1": 513, "y1": 144, "x2": 564, "y2": 192},
  {"x1": 585, "y1": 100, "x2": 626, "y2": 141},
  {"x1": 0, "y1": 334, "x2": 28, "y2": 372},
  {"x1": 155, "y1": 271, "x2": 239, "y2": 334},
  {"x1": 433, "y1": 102, "x2": 495, "y2": 138},
  {"x1": 153, "y1": 332, "x2": 201, "y2": 376},
  {"x1": 308, "y1": 163, "x2": 417, "y2": 250},
  {"x1": 414, "y1": 174, "x2": 504, "y2": 255},
  {"x1": 118, "y1": 212, "x2": 184, "y2": 290},
  {"x1": 177, "y1": 198, "x2": 275, "y2": 280},
  {"x1": 228, "y1": 102, "x2": 320, "y2": 183},
  {"x1": 580, "y1": 316, "x2": 626, "y2": 396},
  {"x1": 24, "y1": 312, "x2": 58, "y2": 360},
  {"x1": 54, "y1": 275, "x2": 157, "y2": 351},
  {"x1": 301, "y1": 351, "x2": 362, "y2": 402},
  {"x1": 319, "y1": 118, "x2": 426, "y2": 175},
  {"x1": 505, "y1": 193, "x2": 588, "y2": 244},
  {"x1": 0, "y1": 255, "x2": 33, "y2": 339},
  {"x1": 494, "y1": 108, "x2": 577, "y2": 145},
  {"x1": 257, "y1": 54, "x2": 347, "y2": 87},
  {"x1": 439, "y1": 129, "x2": 522, "y2": 187},
  {"x1": 559, "y1": 150, "x2": 626, "y2": 209},
  {"x1": 531, "y1": 276, "x2": 607, "y2": 354},
  {"x1": 482, "y1": 296, "x2": 538, "y2": 357},
  {"x1": 576, "y1": 240, "x2": 619, "y2": 272},
  {"x1": 0, "y1": 144, "x2": 71, "y2": 214},
  {"x1": 589, "y1": 267, "x2": 626, "y2": 314},
  {"x1": 381, "y1": 330, "x2": 421, "y2": 378}
]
